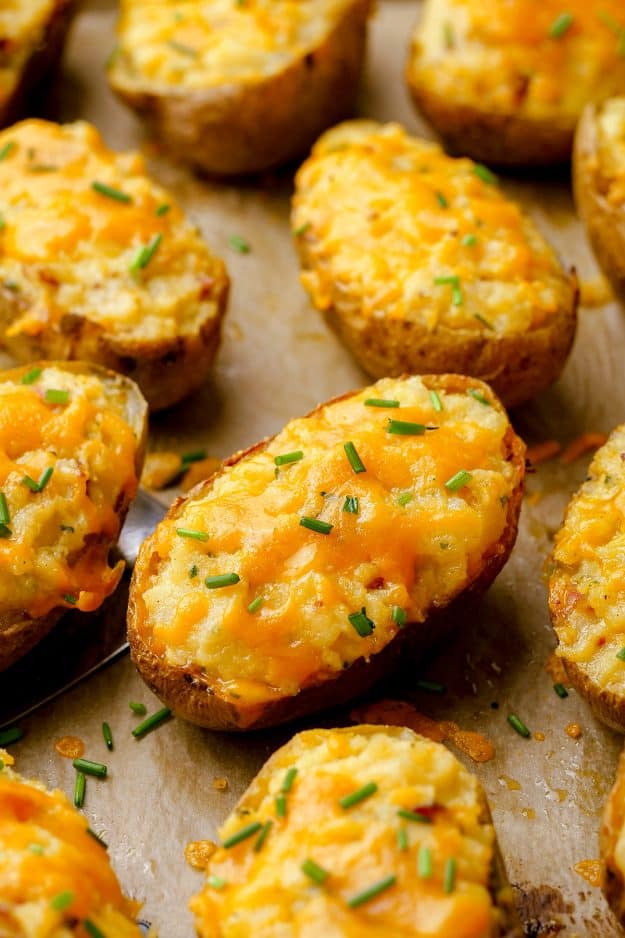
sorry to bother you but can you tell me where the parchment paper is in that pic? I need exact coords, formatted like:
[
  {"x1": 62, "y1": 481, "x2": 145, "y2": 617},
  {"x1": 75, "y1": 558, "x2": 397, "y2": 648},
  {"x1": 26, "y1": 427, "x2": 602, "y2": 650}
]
[{"x1": 7, "y1": 2, "x2": 625, "y2": 934}]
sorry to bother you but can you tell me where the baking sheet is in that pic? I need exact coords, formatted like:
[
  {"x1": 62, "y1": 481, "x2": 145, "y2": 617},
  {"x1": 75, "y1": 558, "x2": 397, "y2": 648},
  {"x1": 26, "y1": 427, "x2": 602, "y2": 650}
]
[{"x1": 5, "y1": 1, "x2": 625, "y2": 934}]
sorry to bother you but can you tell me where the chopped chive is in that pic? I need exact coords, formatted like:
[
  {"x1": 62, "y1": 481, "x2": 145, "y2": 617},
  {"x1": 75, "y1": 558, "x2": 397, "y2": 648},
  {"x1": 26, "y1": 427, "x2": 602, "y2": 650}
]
[
  {"x1": 247, "y1": 595, "x2": 264, "y2": 614},
  {"x1": 45, "y1": 388, "x2": 69, "y2": 405},
  {"x1": 344, "y1": 441, "x2": 366, "y2": 474},
  {"x1": 176, "y1": 528, "x2": 209, "y2": 541},
  {"x1": 0, "y1": 726, "x2": 23, "y2": 746},
  {"x1": 0, "y1": 141, "x2": 15, "y2": 161},
  {"x1": 293, "y1": 221, "x2": 311, "y2": 236},
  {"x1": 508, "y1": 713, "x2": 531, "y2": 738},
  {"x1": 74, "y1": 772, "x2": 86, "y2": 808},
  {"x1": 63, "y1": 594, "x2": 77, "y2": 605},
  {"x1": 222, "y1": 820, "x2": 263, "y2": 849},
  {"x1": 364, "y1": 398, "x2": 400, "y2": 408},
  {"x1": 28, "y1": 843, "x2": 45, "y2": 855},
  {"x1": 229, "y1": 234, "x2": 251, "y2": 254},
  {"x1": 0, "y1": 215, "x2": 5, "y2": 231},
  {"x1": 50, "y1": 890, "x2": 74, "y2": 911},
  {"x1": 155, "y1": 203, "x2": 171, "y2": 216},
  {"x1": 397, "y1": 808, "x2": 432, "y2": 824},
  {"x1": 434, "y1": 275, "x2": 462, "y2": 306},
  {"x1": 132, "y1": 707, "x2": 172, "y2": 738},
  {"x1": 205, "y1": 573, "x2": 240, "y2": 589},
  {"x1": 474, "y1": 312, "x2": 494, "y2": 330},
  {"x1": 21, "y1": 366, "x2": 41, "y2": 384},
  {"x1": 339, "y1": 781, "x2": 378, "y2": 809},
  {"x1": 429, "y1": 389, "x2": 443, "y2": 412},
  {"x1": 467, "y1": 388, "x2": 491, "y2": 406},
  {"x1": 443, "y1": 857, "x2": 457, "y2": 893},
  {"x1": 473, "y1": 164, "x2": 498, "y2": 185},
  {"x1": 302, "y1": 858, "x2": 329, "y2": 884},
  {"x1": 397, "y1": 827, "x2": 409, "y2": 851},
  {"x1": 84, "y1": 920, "x2": 105, "y2": 938},
  {"x1": 435, "y1": 191, "x2": 448, "y2": 208},
  {"x1": 418, "y1": 844, "x2": 433, "y2": 878},
  {"x1": 181, "y1": 449, "x2": 207, "y2": 464},
  {"x1": 300, "y1": 516, "x2": 333, "y2": 534},
  {"x1": 91, "y1": 181, "x2": 131, "y2": 203},
  {"x1": 37, "y1": 467, "x2": 53, "y2": 492},
  {"x1": 392, "y1": 606, "x2": 407, "y2": 627},
  {"x1": 72, "y1": 758, "x2": 107, "y2": 778},
  {"x1": 445, "y1": 470, "x2": 472, "y2": 492},
  {"x1": 343, "y1": 495, "x2": 359, "y2": 514},
  {"x1": 387, "y1": 419, "x2": 427, "y2": 436},
  {"x1": 616, "y1": 647, "x2": 625, "y2": 662},
  {"x1": 549, "y1": 12, "x2": 573, "y2": 37},
  {"x1": 347, "y1": 874, "x2": 396, "y2": 908},
  {"x1": 0, "y1": 493, "x2": 9, "y2": 526},
  {"x1": 274, "y1": 451, "x2": 304, "y2": 466},
  {"x1": 443, "y1": 20, "x2": 455, "y2": 47},
  {"x1": 416, "y1": 679, "x2": 446, "y2": 694},
  {"x1": 102, "y1": 722, "x2": 113, "y2": 751},
  {"x1": 189, "y1": 564, "x2": 199, "y2": 579},
  {"x1": 462, "y1": 233, "x2": 477, "y2": 246},
  {"x1": 253, "y1": 820, "x2": 272, "y2": 852},
  {"x1": 554, "y1": 682, "x2": 569, "y2": 698},
  {"x1": 207, "y1": 875, "x2": 226, "y2": 890},
  {"x1": 86, "y1": 828, "x2": 108, "y2": 849},
  {"x1": 281, "y1": 767, "x2": 298, "y2": 793},
  {"x1": 130, "y1": 233, "x2": 162, "y2": 274},
  {"x1": 0, "y1": 523, "x2": 11, "y2": 539},
  {"x1": 348, "y1": 607, "x2": 375, "y2": 637},
  {"x1": 129, "y1": 701, "x2": 147, "y2": 715},
  {"x1": 396, "y1": 491, "x2": 413, "y2": 507},
  {"x1": 275, "y1": 794, "x2": 287, "y2": 817},
  {"x1": 167, "y1": 39, "x2": 198, "y2": 56}
]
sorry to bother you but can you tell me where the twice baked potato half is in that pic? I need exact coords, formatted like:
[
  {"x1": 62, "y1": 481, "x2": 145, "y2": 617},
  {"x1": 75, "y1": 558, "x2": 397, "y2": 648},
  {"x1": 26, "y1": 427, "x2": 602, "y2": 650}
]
[
  {"x1": 108, "y1": 0, "x2": 371, "y2": 176},
  {"x1": 191, "y1": 725, "x2": 521, "y2": 937},
  {"x1": 0, "y1": 1, "x2": 79, "y2": 128},
  {"x1": 0, "y1": 754, "x2": 142, "y2": 937},
  {"x1": 406, "y1": 0, "x2": 625, "y2": 167},
  {"x1": 601, "y1": 747, "x2": 625, "y2": 928},
  {"x1": 129, "y1": 374, "x2": 525, "y2": 731},
  {"x1": 292, "y1": 121, "x2": 577, "y2": 408},
  {"x1": 0, "y1": 361, "x2": 147, "y2": 672},
  {"x1": 574, "y1": 97, "x2": 625, "y2": 303},
  {"x1": 549, "y1": 425, "x2": 625, "y2": 732},
  {"x1": 0, "y1": 119, "x2": 229, "y2": 411}
]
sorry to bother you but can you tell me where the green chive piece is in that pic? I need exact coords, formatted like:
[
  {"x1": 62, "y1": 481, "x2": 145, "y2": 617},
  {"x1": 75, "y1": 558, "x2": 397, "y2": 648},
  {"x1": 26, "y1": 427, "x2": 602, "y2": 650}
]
[
  {"x1": 84, "y1": 921, "x2": 105, "y2": 938},
  {"x1": 72, "y1": 758, "x2": 107, "y2": 779},
  {"x1": 388, "y1": 419, "x2": 427, "y2": 436},
  {"x1": 462, "y1": 233, "x2": 478, "y2": 246},
  {"x1": 50, "y1": 890, "x2": 74, "y2": 911},
  {"x1": 102, "y1": 722, "x2": 113, "y2": 751},
  {"x1": 274, "y1": 451, "x2": 304, "y2": 466},
  {"x1": 364, "y1": 398, "x2": 400, "y2": 408},
  {"x1": 229, "y1": 234, "x2": 251, "y2": 254},
  {"x1": 445, "y1": 470, "x2": 472, "y2": 492},
  {"x1": 397, "y1": 808, "x2": 431, "y2": 824},
  {"x1": 132, "y1": 707, "x2": 172, "y2": 738},
  {"x1": 300, "y1": 516, "x2": 333, "y2": 535},
  {"x1": 129, "y1": 701, "x2": 147, "y2": 715},
  {"x1": 397, "y1": 827, "x2": 409, "y2": 851},
  {"x1": 0, "y1": 726, "x2": 23, "y2": 746},
  {"x1": 21, "y1": 366, "x2": 42, "y2": 385},
  {"x1": 28, "y1": 843, "x2": 45, "y2": 855},
  {"x1": 549, "y1": 12, "x2": 573, "y2": 38},
  {"x1": 189, "y1": 565, "x2": 199, "y2": 579},
  {"x1": 443, "y1": 21, "x2": 455, "y2": 47},
  {"x1": 86, "y1": 828, "x2": 108, "y2": 849},
  {"x1": 429, "y1": 389, "x2": 443, "y2": 412},
  {"x1": 418, "y1": 844, "x2": 433, "y2": 878},
  {"x1": 443, "y1": 857, "x2": 457, "y2": 894},
  {"x1": 347, "y1": 874, "x2": 396, "y2": 908},
  {"x1": 181, "y1": 449, "x2": 207, "y2": 464},
  {"x1": 467, "y1": 388, "x2": 491, "y2": 406},
  {"x1": 155, "y1": 203, "x2": 171, "y2": 216},
  {"x1": 167, "y1": 39, "x2": 198, "y2": 56},
  {"x1": 396, "y1": 491, "x2": 413, "y2": 507},
  {"x1": 434, "y1": 275, "x2": 463, "y2": 306},
  {"x1": 205, "y1": 573, "x2": 240, "y2": 589},
  {"x1": 392, "y1": 606, "x2": 407, "y2": 627},
  {"x1": 616, "y1": 647, "x2": 625, "y2": 662},
  {"x1": 344, "y1": 441, "x2": 366, "y2": 474},
  {"x1": 343, "y1": 495, "x2": 359, "y2": 514},
  {"x1": 91, "y1": 181, "x2": 131, "y2": 203},
  {"x1": 302, "y1": 858, "x2": 329, "y2": 884},
  {"x1": 339, "y1": 781, "x2": 378, "y2": 809},
  {"x1": 74, "y1": 772, "x2": 86, "y2": 808},
  {"x1": 276, "y1": 793, "x2": 287, "y2": 817},
  {"x1": 222, "y1": 820, "x2": 263, "y2": 849},
  {"x1": 130, "y1": 233, "x2": 162, "y2": 274},
  {"x1": 508, "y1": 714, "x2": 531, "y2": 738},
  {"x1": 348, "y1": 607, "x2": 375, "y2": 637},
  {"x1": 253, "y1": 820, "x2": 272, "y2": 852},
  {"x1": 436, "y1": 191, "x2": 448, "y2": 208},
  {"x1": 0, "y1": 141, "x2": 16, "y2": 161},
  {"x1": 554, "y1": 682, "x2": 569, "y2": 698},
  {"x1": 207, "y1": 875, "x2": 227, "y2": 890},
  {"x1": 0, "y1": 493, "x2": 9, "y2": 526},
  {"x1": 176, "y1": 528, "x2": 209, "y2": 541},
  {"x1": 473, "y1": 164, "x2": 498, "y2": 185},
  {"x1": 0, "y1": 523, "x2": 11, "y2": 539},
  {"x1": 416, "y1": 679, "x2": 446, "y2": 694},
  {"x1": 474, "y1": 312, "x2": 494, "y2": 330},
  {"x1": 63, "y1": 594, "x2": 77, "y2": 605},
  {"x1": 45, "y1": 389, "x2": 69, "y2": 405},
  {"x1": 37, "y1": 467, "x2": 53, "y2": 492},
  {"x1": 281, "y1": 767, "x2": 298, "y2": 793},
  {"x1": 247, "y1": 595, "x2": 264, "y2": 614},
  {"x1": 293, "y1": 222, "x2": 311, "y2": 236}
]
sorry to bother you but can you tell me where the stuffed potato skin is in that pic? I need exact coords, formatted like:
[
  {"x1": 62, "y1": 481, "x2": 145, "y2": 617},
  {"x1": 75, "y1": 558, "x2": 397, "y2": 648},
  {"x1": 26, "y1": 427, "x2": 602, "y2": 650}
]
[
  {"x1": 191, "y1": 726, "x2": 521, "y2": 937},
  {"x1": 601, "y1": 747, "x2": 625, "y2": 928},
  {"x1": 108, "y1": 0, "x2": 371, "y2": 176},
  {"x1": 128, "y1": 374, "x2": 525, "y2": 731},
  {"x1": 292, "y1": 121, "x2": 577, "y2": 408},
  {"x1": 0, "y1": 361, "x2": 147, "y2": 672},
  {"x1": 406, "y1": 0, "x2": 625, "y2": 167}
]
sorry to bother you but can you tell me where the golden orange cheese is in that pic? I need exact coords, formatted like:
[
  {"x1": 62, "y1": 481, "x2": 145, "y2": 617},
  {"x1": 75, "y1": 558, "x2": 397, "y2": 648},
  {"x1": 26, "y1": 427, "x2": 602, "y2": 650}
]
[{"x1": 595, "y1": 97, "x2": 625, "y2": 205}]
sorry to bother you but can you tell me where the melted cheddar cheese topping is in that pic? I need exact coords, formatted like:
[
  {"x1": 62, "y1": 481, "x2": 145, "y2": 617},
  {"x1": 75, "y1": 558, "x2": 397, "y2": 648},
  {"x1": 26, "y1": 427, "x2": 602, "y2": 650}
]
[
  {"x1": 551, "y1": 427, "x2": 625, "y2": 694},
  {"x1": 409, "y1": 0, "x2": 625, "y2": 124},
  {"x1": 292, "y1": 121, "x2": 572, "y2": 335},
  {"x1": 113, "y1": 0, "x2": 359, "y2": 89},
  {"x1": 0, "y1": 119, "x2": 227, "y2": 342},
  {"x1": 0, "y1": 364, "x2": 140, "y2": 620},
  {"x1": 136, "y1": 376, "x2": 520, "y2": 702},
  {"x1": 0, "y1": 1, "x2": 57, "y2": 116},
  {"x1": 191, "y1": 726, "x2": 506, "y2": 938},
  {"x1": 0, "y1": 764, "x2": 141, "y2": 938},
  {"x1": 595, "y1": 97, "x2": 625, "y2": 205}
]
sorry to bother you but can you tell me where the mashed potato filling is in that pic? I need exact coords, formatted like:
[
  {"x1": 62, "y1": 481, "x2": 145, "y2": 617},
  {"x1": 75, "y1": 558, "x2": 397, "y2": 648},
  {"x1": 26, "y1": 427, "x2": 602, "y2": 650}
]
[{"x1": 597, "y1": 97, "x2": 625, "y2": 205}]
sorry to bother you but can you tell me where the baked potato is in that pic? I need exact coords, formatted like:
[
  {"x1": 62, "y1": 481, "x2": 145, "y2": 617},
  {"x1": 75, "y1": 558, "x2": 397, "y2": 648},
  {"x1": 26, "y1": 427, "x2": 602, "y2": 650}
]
[
  {"x1": 574, "y1": 97, "x2": 625, "y2": 304},
  {"x1": 0, "y1": 360, "x2": 147, "y2": 672},
  {"x1": 406, "y1": 0, "x2": 625, "y2": 167},
  {"x1": 549, "y1": 424, "x2": 625, "y2": 732},
  {"x1": 107, "y1": 0, "x2": 371, "y2": 177},
  {"x1": 0, "y1": 1, "x2": 79, "y2": 129},
  {"x1": 0, "y1": 119, "x2": 229, "y2": 411},
  {"x1": 601, "y1": 746, "x2": 625, "y2": 928},
  {"x1": 292, "y1": 121, "x2": 578, "y2": 408},
  {"x1": 190, "y1": 725, "x2": 521, "y2": 937},
  {"x1": 128, "y1": 373, "x2": 525, "y2": 731},
  {"x1": 0, "y1": 753, "x2": 142, "y2": 937}
]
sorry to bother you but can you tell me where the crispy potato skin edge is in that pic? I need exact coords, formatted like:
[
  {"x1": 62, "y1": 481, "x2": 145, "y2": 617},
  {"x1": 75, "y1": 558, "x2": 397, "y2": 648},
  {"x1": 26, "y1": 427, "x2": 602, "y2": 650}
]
[
  {"x1": 601, "y1": 747, "x2": 625, "y2": 927},
  {"x1": 108, "y1": 0, "x2": 371, "y2": 176},
  {"x1": 0, "y1": 361, "x2": 148, "y2": 672},
  {"x1": 128, "y1": 374, "x2": 526, "y2": 731},
  {"x1": 574, "y1": 103, "x2": 625, "y2": 305}
]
